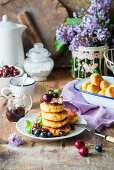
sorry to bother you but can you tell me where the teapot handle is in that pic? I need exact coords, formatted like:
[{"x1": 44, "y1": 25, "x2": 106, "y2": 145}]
[{"x1": 25, "y1": 94, "x2": 33, "y2": 114}]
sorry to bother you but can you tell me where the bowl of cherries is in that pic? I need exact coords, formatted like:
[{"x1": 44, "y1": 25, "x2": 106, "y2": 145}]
[{"x1": 0, "y1": 65, "x2": 23, "y2": 96}]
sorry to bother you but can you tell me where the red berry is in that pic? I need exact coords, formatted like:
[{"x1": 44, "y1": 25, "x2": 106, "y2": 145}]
[
  {"x1": 3, "y1": 73, "x2": 7, "y2": 78},
  {"x1": 0, "y1": 70, "x2": 3, "y2": 76},
  {"x1": 75, "y1": 140, "x2": 85, "y2": 149},
  {"x1": 3, "y1": 65, "x2": 9, "y2": 69},
  {"x1": 48, "y1": 89, "x2": 54, "y2": 93},
  {"x1": 32, "y1": 127, "x2": 38, "y2": 134},
  {"x1": 42, "y1": 128, "x2": 49, "y2": 133},
  {"x1": 79, "y1": 146, "x2": 88, "y2": 156},
  {"x1": 10, "y1": 66, "x2": 15, "y2": 72},
  {"x1": 13, "y1": 71, "x2": 19, "y2": 76},
  {"x1": 13, "y1": 69, "x2": 18, "y2": 72},
  {"x1": 40, "y1": 98, "x2": 44, "y2": 103},
  {"x1": 42, "y1": 94, "x2": 52, "y2": 102},
  {"x1": 33, "y1": 123, "x2": 42, "y2": 129},
  {"x1": 59, "y1": 131, "x2": 66, "y2": 136},
  {"x1": 4, "y1": 68, "x2": 11, "y2": 75}
]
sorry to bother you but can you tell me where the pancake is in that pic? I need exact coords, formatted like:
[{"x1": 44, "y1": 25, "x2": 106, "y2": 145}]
[
  {"x1": 105, "y1": 86, "x2": 114, "y2": 98},
  {"x1": 81, "y1": 82, "x2": 91, "y2": 91},
  {"x1": 42, "y1": 117, "x2": 68, "y2": 128},
  {"x1": 100, "y1": 80, "x2": 110, "y2": 90},
  {"x1": 87, "y1": 84, "x2": 100, "y2": 94},
  {"x1": 65, "y1": 108, "x2": 78, "y2": 124},
  {"x1": 90, "y1": 73, "x2": 103, "y2": 87},
  {"x1": 43, "y1": 123, "x2": 71, "y2": 136},
  {"x1": 41, "y1": 110, "x2": 67, "y2": 121},
  {"x1": 40, "y1": 102, "x2": 64, "y2": 113}
]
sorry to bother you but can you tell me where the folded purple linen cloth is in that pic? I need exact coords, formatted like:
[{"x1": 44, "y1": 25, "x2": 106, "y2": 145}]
[{"x1": 61, "y1": 79, "x2": 114, "y2": 132}]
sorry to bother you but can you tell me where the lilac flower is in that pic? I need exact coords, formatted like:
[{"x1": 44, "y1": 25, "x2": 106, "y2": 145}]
[
  {"x1": 55, "y1": 0, "x2": 112, "y2": 51},
  {"x1": 73, "y1": 12, "x2": 77, "y2": 18},
  {"x1": 8, "y1": 133, "x2": 24, "y2": 147}
]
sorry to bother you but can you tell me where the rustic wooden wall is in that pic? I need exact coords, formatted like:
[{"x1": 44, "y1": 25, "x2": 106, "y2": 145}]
[
  {"x1": 59, "y1": 0, "x2": 114, "y2": 16},
  {"x1": 0, "y1": 0, "x2": 113, "y2": 67}
]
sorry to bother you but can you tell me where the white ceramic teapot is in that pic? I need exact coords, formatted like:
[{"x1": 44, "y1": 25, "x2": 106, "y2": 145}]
[{"x1": 0, "y1": 15, "x2": 27, "y2": 67}]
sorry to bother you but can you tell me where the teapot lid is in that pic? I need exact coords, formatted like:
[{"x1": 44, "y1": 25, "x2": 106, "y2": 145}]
[
  {"x1": 26, "y1": 43, "x2": 51, "y2": 61},
  {"x1": 0, "y1": 15, "x2": 17, "y2": 29}
]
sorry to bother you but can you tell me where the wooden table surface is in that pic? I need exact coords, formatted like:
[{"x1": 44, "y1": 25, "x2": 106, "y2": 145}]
[{"x1": 0, "y1": 68, "x2": 114, "y2": 170}]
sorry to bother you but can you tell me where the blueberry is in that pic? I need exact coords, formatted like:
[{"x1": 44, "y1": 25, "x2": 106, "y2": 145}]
[
  {"x1": 34, "y1": 129, "x2": 41, "y2": 137},
  {"x1": 40, "y1": 132, "x2": 47, "y2": 138},
  {"x1": 95, "y1": 145, "x2": 102, "y2": 152},
  {"x1": 47, "y1": 132, "x2": 53, "y2": 138},
  {"x1": 53, "y1": 93, "x2": 58, "y2": 98}
]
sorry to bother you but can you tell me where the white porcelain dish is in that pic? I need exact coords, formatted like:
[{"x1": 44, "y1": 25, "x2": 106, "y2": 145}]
[
  {"x1": 16, "y1": 113, "x2": 86, "y2": 141},
  {"x1": 0, "y1": 66, "x2": 23, "y2": 96},
  {"x1": 74, "y1": 76, "x2": 114, "y2": 109}
]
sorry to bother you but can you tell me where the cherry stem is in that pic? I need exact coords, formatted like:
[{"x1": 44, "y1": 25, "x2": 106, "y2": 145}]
[{"x1": 42, "y1": 83, "x2": 48, "y2": 93}]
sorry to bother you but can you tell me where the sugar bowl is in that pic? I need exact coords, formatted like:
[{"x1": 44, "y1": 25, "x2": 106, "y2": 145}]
[{"x1": 24, "y1": 43, "x2": 54, "y2": 81}]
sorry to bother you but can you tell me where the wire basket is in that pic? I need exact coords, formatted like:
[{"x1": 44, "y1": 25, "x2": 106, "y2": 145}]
[{"x1": 104, "y1": 49, "x2": 114, "y2": 74}]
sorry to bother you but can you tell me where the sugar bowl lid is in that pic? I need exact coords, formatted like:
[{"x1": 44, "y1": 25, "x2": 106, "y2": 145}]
[
  {"x1": 0, "y1": 15, "x2": 17, "y2": 29},
  {"x1": 26, "y1": 43, "x2": 51, "y2": 61}
]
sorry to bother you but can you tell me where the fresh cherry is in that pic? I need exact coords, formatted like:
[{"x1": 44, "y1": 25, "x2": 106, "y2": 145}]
[
  {"x1": 4, "y1": 68, "x2": 11, "y2": 75},
  {"x1": 42, "y1": 94, "x2": 52, "y2": 102},
  {"x1": 13, "y1": 71, "x2": 19, "y2": 76},
  {"x1": 48, "y1": 89, "x2": 54, "y2": 94},
  {"x1": 75, "y1": 140, "x2": 85, "y2": 149},
  {"x1": 40, "y1": 98, "x2": 44, "y2": 103},
  {"x1": 3, "y1": 73, "x2": 7, "y2": 78},
  {"x1": 42, "y1": 128, "x2": 49, "y2": 133},
  {"x1": 33, "y1": 123, "x2": 42, "y2": 129},
  {"x1": 79, "y1": 146, "x2": 88, "y2": 156},
  {"x1": 2, "y1": 65, "x2": 9, "y2": 69},
  {"x1": 10, "y1": 66, "x2": 15, "y2": 72},
  {"x1": 32, "y1": 127, "x2": 38, "y2": 134},
  {"x1": 59, "y1": 131, "x2": 66, "y2": 136},
  {"x1": 0, "y1": 70, "x2": 3, "y2": 76}
]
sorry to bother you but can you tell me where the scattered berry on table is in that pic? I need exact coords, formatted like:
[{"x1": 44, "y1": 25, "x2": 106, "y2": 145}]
[
  {"x1": 75, "y1": 140, "x2": 85, "y2": 149},
  {"x1": 79, "y1": 146, "x2": 88, "y2": 156},
  {"x1": 34, "y1": 129, "x2": 41, "y2": 137},
  {"x1": 95, "y1": 145, "x2": 102, "y2": 152}
]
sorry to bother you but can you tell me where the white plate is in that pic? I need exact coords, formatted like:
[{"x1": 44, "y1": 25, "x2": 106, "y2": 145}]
[
  {"x1": 16, "y1": 113, "x2": 87, "y2": 141},
  {"x1": 74, "y1": 76, "x2": 114, "y2": 109}
]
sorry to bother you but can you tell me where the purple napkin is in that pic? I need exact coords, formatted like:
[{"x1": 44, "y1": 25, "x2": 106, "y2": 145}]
[{"x1": 61, "y1": 80, "x2": 114, "y2": 132}]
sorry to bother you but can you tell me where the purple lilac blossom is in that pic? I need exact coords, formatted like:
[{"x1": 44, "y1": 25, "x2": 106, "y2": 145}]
[
  {"x1": 56, "y1": 0, "x2": 112, "y2": 51},
  {"x1": 8, "y1": 133, "x2": 24, "y2": 147}
]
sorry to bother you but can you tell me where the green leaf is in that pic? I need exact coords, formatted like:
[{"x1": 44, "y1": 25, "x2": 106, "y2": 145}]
[
  {"x1": 37, "y1": 118, "x2": 43, "y2": 127},
  {"x1": 25, "y1": 127, "x2": 32, "y2": 134},
  {"x1": 66, "y1": 18, "x2": 82, "y2": 26},
  {"x1": 54, "y1": 89, "x2": 61, "y2": 93},
  {"x1": 26, "y1": 120, "x2": 32, "y2": 127},
  {"x1": 94, "y1": 68, "x2": 100, "y2": 74},
  {"x1": 54, "y1": 36, "x2": 65, "y2": 52}
]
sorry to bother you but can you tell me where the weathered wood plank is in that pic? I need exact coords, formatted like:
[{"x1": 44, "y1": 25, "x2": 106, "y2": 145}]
[{"x1": 0, "y1": 68, "x2": 114, "y2": 170}]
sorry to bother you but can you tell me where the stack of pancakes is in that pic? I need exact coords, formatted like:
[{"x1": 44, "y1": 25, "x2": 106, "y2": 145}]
[{"x1": 40, "y1": 102, "x2": 71, "y2": 136}]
